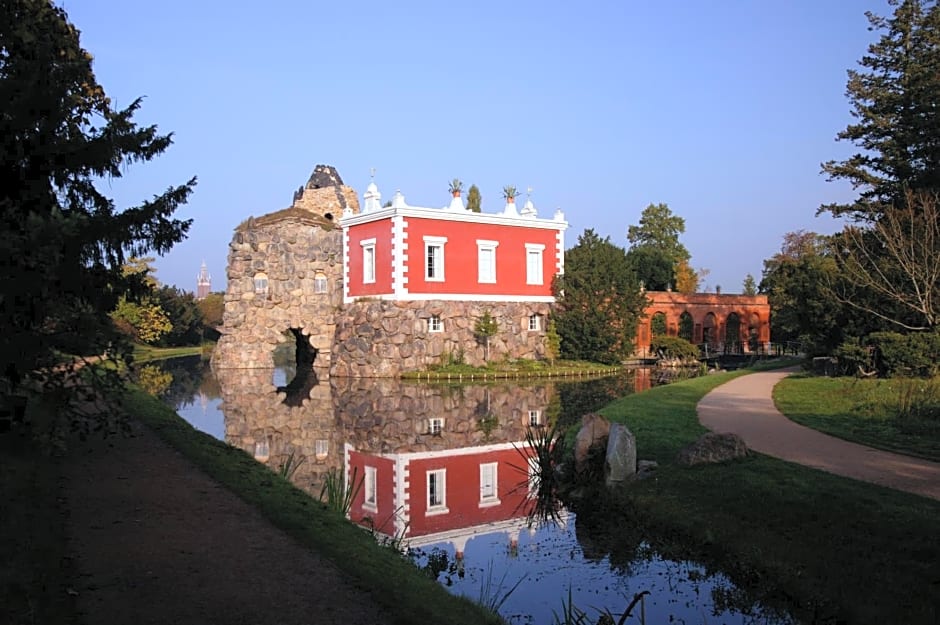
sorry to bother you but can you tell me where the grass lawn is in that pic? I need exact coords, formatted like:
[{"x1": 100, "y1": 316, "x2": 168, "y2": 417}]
[
  {"x1": 773, "y1": 373, "x2": 940, "y2": 462},
  {"x1": 598, "y1": 368, "x2": 940, "y2": 625}
]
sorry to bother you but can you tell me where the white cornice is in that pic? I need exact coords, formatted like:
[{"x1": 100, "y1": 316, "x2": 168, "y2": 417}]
[{"x1": 341, "y1": 206, "x2": 568, "y2": 231}]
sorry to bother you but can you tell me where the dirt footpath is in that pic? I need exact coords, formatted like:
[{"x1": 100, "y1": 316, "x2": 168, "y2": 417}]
[
  {"x1": 697, "y1": 369, "x2": 940, "y2": 501},
  {"x1": 62, "y1": 420, "x2": 393, "y2": 625}
]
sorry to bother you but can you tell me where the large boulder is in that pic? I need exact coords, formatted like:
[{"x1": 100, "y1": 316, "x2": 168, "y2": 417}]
[
  {"x1": 604, "y1": 423, "x2": 637, "y2": 485},
  {"x1": 574, "y1": 412, "x2": 610, "y2": 474},
  {"x1": 676, "y1": 432, "x2": 749, "y2": 466}
]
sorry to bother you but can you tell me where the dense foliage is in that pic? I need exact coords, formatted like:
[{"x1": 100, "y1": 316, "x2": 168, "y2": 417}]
[
  {"x1": 552, "y1": 230, "x2": 646, "y2": 364},
  {"x1": 0, "y1": 1, "x2": 194, "y2": 402}
]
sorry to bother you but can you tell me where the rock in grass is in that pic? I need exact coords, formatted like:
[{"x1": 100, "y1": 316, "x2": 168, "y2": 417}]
[
  {"x1": 676, "y1": 432, "x2": 748, "y2": 466},
  {"x1": 605, "y1": 423, "x2": 637, "y2": 485},
  {"x1": 574, "y1": 412, "x2": 610, "y2": 475}
]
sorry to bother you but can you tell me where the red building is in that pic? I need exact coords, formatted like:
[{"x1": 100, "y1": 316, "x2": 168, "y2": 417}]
[
  {"x1": 634, "y1": 291, "x2": 771, "y2": 356},
  {"x1": 347, "y1": 442, "x2": 539, "y2": 548},
  {"x1": 341, "y1": 182, "x2": 568, "y2": 304}
]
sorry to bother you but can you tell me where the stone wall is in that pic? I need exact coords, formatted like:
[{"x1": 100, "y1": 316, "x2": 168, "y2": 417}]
[
  {"x1": 330, "y1": 300, "x2": 554, "y2": 377},
  {"x1": 217, "y1": 366, "x2": 554, "y2": 498}
]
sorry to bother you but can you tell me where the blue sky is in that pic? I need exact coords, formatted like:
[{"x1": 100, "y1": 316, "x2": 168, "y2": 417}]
[{"x1": 64, "y1": 0, "x2": 878, "y2": 294}]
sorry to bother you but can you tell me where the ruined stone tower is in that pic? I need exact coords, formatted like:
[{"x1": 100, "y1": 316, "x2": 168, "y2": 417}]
[{"x1": 211, "y1": 165, "x2": 359, "y2": 371}]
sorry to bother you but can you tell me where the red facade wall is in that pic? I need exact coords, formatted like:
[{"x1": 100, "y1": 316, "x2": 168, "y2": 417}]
[
  {"x1": 346, "y1": 219, "x2": 394, "y2": 297},
  {"x1": 348, "y1": 450, "x2": 397, "y2": 531},
  {"x1": 407, "y1": 448, "x2": 533, "y2": 536},
  {"x1": 404, "y1": 218, "x2": 558, "y2": 298}
]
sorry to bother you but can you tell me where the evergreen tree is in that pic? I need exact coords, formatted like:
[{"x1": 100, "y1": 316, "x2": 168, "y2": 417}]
[
  {"x1": 627, "y1": 203, "x2": 690, "y2": 264},
  {"x1": 821, "y1": 0, "x2": 940, "y2": 219},
  {"x1": 0, "y1": 1, "x2": 195, "y2": 418},
  {"x1": 467, "y1": 184, "x2": 482, "y2": 213},
  {"x1": 742, "y1": 274, "x2": 757, "y2": 296},
  {"x1": 552, "y1": 229, "x2": 646, "y2": 364}
]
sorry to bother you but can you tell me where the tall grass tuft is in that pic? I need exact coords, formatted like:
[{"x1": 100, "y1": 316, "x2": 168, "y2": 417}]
[
  {"x1": 475, "y1": 562, "x2": 527, "y2": 614},
  {"x1": 893, "y1": 376, "x2": 940, "y2": 432},
  {"x1": 319, "y1": 466, "x2": 362, "y2": 515},
  {"x1": 511, "y1": 423, "x2": 566, "y2": 526},
  {"x1": 277, "y1": 450, "x2": 305, "y2": 481}
]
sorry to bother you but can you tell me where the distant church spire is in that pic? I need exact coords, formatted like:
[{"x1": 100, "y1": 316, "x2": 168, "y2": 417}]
[{"x1": 197, "y1": 261, "x2": 211, "y2": 300}]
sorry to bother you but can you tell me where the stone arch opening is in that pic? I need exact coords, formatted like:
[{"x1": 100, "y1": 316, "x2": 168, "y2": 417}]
[
  {"x1": 273, "y1": 328, "x2": 319, "y2": 404},
  {"x1": 678, "y1": 312, "x2": 694, "y2": 341},
  {"x1": 651, "y1": 312, "x2": 667, "y2": 337},
  {"x1": 702, "y1": 312, "x2": 718, "y2": 348},
  {"x1": 725, "y1": 313, "x2": 742, "y2": 354}
]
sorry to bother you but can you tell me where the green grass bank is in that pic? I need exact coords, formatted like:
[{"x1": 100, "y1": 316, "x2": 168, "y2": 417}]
[
  {"x1": 773, "y1": 373, "x2": 940, "y2": 462},
  {"x1": 596, "y1": 367, "x2": 940, "y2": 624}
]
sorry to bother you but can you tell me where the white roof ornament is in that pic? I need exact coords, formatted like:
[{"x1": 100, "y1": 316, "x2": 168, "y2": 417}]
[
  {"x1": 363, "y1": 167, "x2": 382, "y2": 213},
  {"x1": 554, "y1": 207, "x2": 565, "y2": 221},
  {"x1": 520, "y1": 186, "x2": 536, "y2": 216},
  {"x1": 446, "y1": 194, "x2": 466, "y2": 212},
  {"x1": 391, "y1": 190, "x2": 408, "y2": 209}
]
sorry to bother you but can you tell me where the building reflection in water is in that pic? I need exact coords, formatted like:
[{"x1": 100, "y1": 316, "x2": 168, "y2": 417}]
[{"x1": 215, "y1": 367, "x2": 561, "y2": 559}]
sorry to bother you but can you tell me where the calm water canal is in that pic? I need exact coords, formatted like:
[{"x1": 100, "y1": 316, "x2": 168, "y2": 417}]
[{"x1": 147, "y1": 356, "x2": 793, "y2": 625}]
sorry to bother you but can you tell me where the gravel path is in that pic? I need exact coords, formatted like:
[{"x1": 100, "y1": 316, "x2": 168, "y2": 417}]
[
  {"x1": 697, "y1": 368, "x2": 940, "y2": 501},
  {"x1": 62, "y1": 420, "x2": 393, "y2": 625}
]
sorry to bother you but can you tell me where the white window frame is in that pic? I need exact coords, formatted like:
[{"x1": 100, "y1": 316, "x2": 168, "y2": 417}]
[
  {"x1": 361, "y1": 238, "x2": 376, "y2": 284},
  {"x1": 314, "y1": 439, "x2": 329, "y2": 459},
  {"x1": 528, "y1": 410, "x2": 542, "y2": 427},
  {"x1": 479, "y1": 462, "x2": 499, "y2": 506},
  {"x1": 525, "y1": 244, "x2": 545, "y2": 285},
  {"x1": 424, "y1": 236, "x2": 448, "y2": 282},
  {"x1": 428, "y1": 315, "x2": 443, "y2": 333},
  {"x1": 476, "y1": 239, "x2": 498, "y2": 284},
  {"x1": 528, "y1": 314, "x2": 540, "y2": 331},
  {"x1": 253, "y1": 273, "x2": 269, "y2": 295},
  {"x1": 313, "y1": 273, "x2": 328, "y2": 294},
  {"x1": 427, "y1": 417, "x2": 444, "y2": 435},
  {"x1": 426, "y1": 469, "x2": 448, "y2": 514},
  {"x1": 364, "y1": 465, "x2": 378, "y2": 512}
]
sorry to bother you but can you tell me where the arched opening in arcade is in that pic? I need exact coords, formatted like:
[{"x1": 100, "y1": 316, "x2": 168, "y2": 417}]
[
  {"x1": 702, "y1": 312, "x2": 718, "y2": 349},
  {"x1": 678, "y1": 312, "x2": 694, "y2": 342},
  {"x1": 651, "y1": 312, "x2": 667, "y2": 337},
  {"x1": 273, "y1": 328, "x2": 319, "y2": 405},
  {"x1": 748, "y1": 313, "x2": 761, "y2": 352},
  {"x1": 725, "y1": 313, "x2": 742, "y2": 354}
]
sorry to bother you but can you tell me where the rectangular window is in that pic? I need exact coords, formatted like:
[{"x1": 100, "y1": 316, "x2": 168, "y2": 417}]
[
  {"x1": 427, "y1": 417, "x2": 444, "y2": 435},
  {"x1": 427, "y1": 469, "x2": 447, "y2": 512},
  {"x1": 528, "y1": 410, "x2": 542, "y2": 427},
  {"x1": 526, "y1": 244, "x2": 545, "y2": 285},
  {"x1": 364, "y1": 466, "x2": 377, "y2": 510},
  {"x1": 477, "y1": 240, "x2": 498, "y2": 284},
  {"x1": 479, "y1": 462, "x2": 498, "y2": 504},
  {"x1": 361, "y1": 238, "x2": 376, "y2": 284},
  {"x1": 314, "y1": 274, "x2": 328, "y2": 293},
  {"x1": 314, "y1": 439, "x2": 329, "y2": 458},
  {"x1": 424, "y1": 236, "x2": 447, "y2": 281},
  {"x1": 528, "y1": 314, "x2": 540, "y2": 331},
  {"x1": 428, "y1": 315, "x2": 442, "y2": 333}
]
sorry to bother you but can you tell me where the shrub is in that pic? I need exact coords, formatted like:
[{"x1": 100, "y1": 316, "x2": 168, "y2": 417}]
[
  {"x1": 868, "y1": 331, "x2": 940, "y2": 378},
  {"x1": 649, "y1": 335, "x2": 699, "y2": 361}
]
